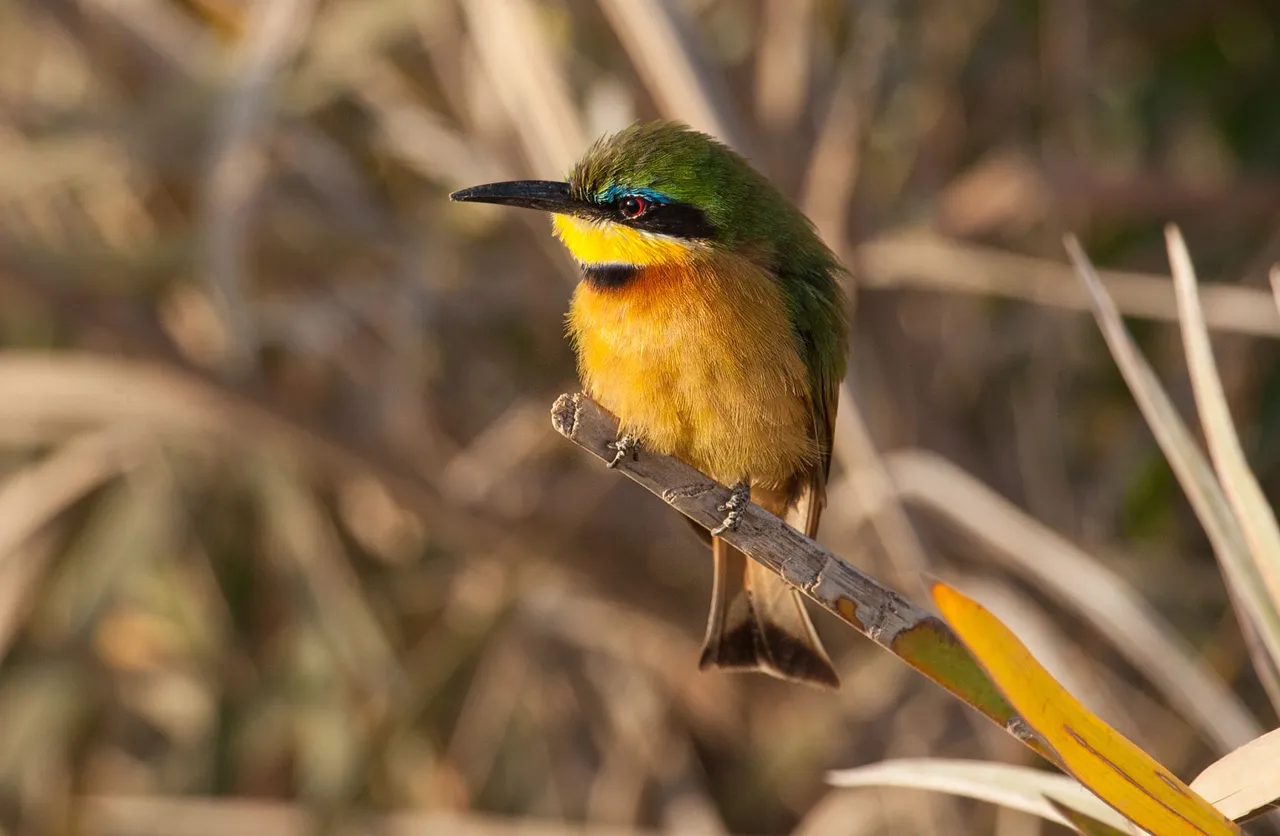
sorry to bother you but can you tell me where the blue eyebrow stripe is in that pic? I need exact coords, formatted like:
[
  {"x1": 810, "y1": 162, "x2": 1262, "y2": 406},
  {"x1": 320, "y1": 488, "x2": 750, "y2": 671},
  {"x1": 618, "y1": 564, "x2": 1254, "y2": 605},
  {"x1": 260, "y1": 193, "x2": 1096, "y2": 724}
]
[{"x1": 597, "y1": 185, "x2": 672, "y2": 204}]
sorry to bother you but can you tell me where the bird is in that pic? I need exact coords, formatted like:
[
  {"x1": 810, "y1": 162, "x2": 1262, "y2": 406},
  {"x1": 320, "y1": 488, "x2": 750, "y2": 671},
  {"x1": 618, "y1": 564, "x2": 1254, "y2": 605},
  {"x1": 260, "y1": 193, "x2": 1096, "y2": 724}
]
[{"x1": 450, "y1": 121, "x2": 848, "y2": 688}]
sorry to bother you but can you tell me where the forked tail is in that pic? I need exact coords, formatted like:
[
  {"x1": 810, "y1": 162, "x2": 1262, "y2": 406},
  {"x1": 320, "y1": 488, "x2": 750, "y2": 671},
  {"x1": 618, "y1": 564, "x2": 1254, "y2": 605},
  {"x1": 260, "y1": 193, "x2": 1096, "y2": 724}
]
[{"x1": 699, "y1": 536, "x2": 839, "y2": 689}]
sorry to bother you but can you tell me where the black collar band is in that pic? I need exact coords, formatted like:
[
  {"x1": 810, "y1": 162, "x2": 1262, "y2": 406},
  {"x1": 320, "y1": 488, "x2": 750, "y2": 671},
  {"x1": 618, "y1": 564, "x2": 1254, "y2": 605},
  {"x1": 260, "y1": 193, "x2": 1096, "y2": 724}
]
[{"x1": 581, "y1": 263, "x2": 640, "y2": 289}]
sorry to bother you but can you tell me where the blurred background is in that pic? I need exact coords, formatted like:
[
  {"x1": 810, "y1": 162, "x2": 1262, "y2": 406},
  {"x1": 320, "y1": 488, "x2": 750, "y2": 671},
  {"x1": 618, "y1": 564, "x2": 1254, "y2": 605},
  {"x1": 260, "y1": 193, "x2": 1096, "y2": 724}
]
[{"x1": 1, "y1": 0, "x2": 1279, "y2": 833}]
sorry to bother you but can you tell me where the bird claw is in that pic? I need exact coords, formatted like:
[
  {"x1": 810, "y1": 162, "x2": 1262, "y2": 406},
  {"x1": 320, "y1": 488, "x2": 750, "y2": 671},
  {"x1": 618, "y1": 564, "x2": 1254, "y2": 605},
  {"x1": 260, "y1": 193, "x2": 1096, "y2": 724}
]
[
  {"x1": 606, "y1": 434, "x2": 640, "y2": 468},
  {"x1": 710, "y1": 482, "x2": 751, "y2": 537}
]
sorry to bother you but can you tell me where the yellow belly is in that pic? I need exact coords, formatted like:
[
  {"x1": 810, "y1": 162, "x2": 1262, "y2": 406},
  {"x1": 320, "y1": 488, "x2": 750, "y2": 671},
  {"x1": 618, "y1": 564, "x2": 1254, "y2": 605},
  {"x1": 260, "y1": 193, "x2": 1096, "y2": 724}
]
[{"x1": 567, "y1": 252, "x2": 819, "y2": 489}]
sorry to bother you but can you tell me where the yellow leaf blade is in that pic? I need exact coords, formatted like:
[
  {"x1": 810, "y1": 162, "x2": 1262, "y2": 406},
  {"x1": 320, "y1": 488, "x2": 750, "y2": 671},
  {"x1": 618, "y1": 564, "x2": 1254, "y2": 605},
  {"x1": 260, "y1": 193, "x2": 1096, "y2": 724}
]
[{"x1": 932, "y1": 581, "x2": 1240, "y2": 836}]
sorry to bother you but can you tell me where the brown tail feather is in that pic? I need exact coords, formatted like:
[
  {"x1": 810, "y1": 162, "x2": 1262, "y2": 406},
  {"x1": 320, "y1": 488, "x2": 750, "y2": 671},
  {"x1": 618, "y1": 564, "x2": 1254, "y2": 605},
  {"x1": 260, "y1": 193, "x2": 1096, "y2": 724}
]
[
  {"x1": 698, "y1": 536, "x2": 839, "y2": 688},
  {"x1": 697, "y1": 477, "x2": 839, "y2": 689}
]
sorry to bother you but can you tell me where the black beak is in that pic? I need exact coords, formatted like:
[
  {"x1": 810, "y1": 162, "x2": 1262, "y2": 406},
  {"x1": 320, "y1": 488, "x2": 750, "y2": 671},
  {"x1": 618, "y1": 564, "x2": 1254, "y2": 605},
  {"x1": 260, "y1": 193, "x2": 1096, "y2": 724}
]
[{"x1": 450, "y1": 180, "x2": 588, "y2": 215}]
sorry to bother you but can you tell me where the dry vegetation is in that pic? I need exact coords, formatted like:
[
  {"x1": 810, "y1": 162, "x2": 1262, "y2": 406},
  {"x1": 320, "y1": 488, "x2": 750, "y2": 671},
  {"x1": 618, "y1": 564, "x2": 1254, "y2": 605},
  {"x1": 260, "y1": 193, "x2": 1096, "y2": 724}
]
[{"x1": 1, "y1": 0, "x2": 1279, "y2": 834}]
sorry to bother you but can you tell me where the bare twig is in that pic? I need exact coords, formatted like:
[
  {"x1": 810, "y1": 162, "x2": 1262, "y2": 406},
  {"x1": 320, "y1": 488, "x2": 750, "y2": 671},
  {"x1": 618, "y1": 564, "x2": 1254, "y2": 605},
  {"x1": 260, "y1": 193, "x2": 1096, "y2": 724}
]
[{"x1": 549, "y1": 392, "x2": 1046, "y2": 758}]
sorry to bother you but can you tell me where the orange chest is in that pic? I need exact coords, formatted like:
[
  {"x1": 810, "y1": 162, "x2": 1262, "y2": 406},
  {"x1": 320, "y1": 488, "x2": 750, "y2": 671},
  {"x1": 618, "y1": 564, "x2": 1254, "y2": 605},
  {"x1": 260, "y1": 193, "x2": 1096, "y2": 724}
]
[{"x1": 565, "y1": 258, "x2": 819, "y2": 488}]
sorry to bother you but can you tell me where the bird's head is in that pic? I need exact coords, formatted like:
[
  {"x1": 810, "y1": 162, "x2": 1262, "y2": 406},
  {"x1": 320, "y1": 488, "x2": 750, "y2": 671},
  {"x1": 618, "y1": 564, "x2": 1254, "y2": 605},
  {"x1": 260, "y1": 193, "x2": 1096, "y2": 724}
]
[{"x1": 451, "y1": 121, "x2": 834, "y2": 283}]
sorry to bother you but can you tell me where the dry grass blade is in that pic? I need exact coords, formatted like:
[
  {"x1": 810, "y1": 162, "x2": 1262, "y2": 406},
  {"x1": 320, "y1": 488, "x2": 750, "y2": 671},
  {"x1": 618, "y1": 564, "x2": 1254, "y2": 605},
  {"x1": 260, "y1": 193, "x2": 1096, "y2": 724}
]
[
  {"x1": 885, "y1": 449, "x2": 1261, "y2": 753},
  {"x1": 0, "y1": 431, "x2": 140, "y2": 659},
  {"x1": 1064, "y1": 235, "x2": 1280, "y2": 706},
  {"x1": 827, "y1": 758, "x2": 1132, "y2": 832},
  {"x1": 753, "y1": 0, "x2": 815, "y2": 133},
  {"x1": 0, "y1": 663, "x2": 92, "y2": 787},
  {"x1": 0, "y1": 352, "x2": 438, "y2": 510},
  {"x1": 360, "y1": 66, "x2": 513, "y2": 189},
  {"x1": 199, "y1": 0, "x2": 317, "y2": 376},
  {"x1": 1190, "y1": 726, "x2": 1280, "y2": 822},
  {"x1": 443, "y1": 630, "x2": 530, "y2": 796},
  {"x1": 253, "y1": 461, "x2": 406, "y2": 692},
  {"x1": 0, "y1": 134, "x2": 124, "y2": 200},
  {"x1": 289, "y1": 0, "x2": 424, "y2": 108},
  {"x1": 798, "y1": 0, "x2": 893, "y2": 254},
  {"x1": 0, "y1": 430, "x2": 139, "y2": 573},
  {"x1": 0, "y1": 533, "x2": 55, "y2": 663},
  {"x1": 790, "y1": 792, "x2": 888, "y2": 836},
  {"x1": 1167, "y1": 225, "x2": 1280, "y2": 619},
  {"x1": 530, "y1": 593, "x2": 740, "y2": 744},
  {"x1": 441, "y1": 400, "x2": 551, "y2": 508},
  {"x1": 462, "y1": 0, "x2": 586, "y2": 173},
  {"x1": 1046, "y1": 799, "x2": 1142, "y2": 836},
  {"x1": 79, "y1": 0, "x2": 218, "y2": 77},
  {"x1": 83, "y1": 794, "x2": 679, "y2": 836},
  {"x1": 861, "y1": 230, "x2": 1280, "y2": 337},
  {"x1": 832, "y1": 385, "x2": 930, "y2": 577},
  {"x1": 49, "y1": 465, "x2": 177, "y2": 640},
  {"x1": 595, "y1": 0, "x2": 748, "y2": 151}
]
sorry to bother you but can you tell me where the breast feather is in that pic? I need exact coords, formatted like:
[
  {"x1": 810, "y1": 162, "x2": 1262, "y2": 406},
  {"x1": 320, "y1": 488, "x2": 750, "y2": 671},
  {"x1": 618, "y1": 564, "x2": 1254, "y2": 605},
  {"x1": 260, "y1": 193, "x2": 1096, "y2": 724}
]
[{"x1": 568, "y1": 253, "x2": 818, "y2": 488}]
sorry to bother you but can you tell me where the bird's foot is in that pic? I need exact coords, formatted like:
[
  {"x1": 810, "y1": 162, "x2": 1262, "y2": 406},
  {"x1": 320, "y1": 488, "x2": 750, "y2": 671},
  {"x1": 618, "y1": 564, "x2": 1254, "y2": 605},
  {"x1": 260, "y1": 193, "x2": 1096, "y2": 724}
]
[
  {"x1": 606, "y1": 434, "x2": 640, "y2": 468},
  {"x1": 711, "y1": 481, "x2": 751, "y2": 537}
]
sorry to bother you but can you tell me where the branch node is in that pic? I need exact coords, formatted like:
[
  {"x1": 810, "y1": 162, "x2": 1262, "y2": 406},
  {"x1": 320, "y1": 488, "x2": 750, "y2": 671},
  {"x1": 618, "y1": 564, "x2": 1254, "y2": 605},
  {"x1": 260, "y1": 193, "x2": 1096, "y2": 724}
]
[
  {"x1": 867, "y1": 597, "x2": 900, "y2": 643},
  {"x1": 1007, "y1": 716, "x2": 1043, "y2": 748},
  {"x1": 782, "y1": 553, "x2": 821, "y2": 590},
  {"x1": 661, "y1": 482, "x2": 717, "y2": 503},
  {"x1": 550, "y1": 392, "x2": 582, "y2": 438}
]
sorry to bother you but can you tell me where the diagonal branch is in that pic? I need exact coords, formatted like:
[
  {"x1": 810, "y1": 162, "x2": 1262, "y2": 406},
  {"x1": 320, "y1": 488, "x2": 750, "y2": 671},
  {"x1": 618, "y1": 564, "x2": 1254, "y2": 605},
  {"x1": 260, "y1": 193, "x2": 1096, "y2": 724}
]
[{"x1": 549, "y1": 392, "x2": 1049, "y2": 761}]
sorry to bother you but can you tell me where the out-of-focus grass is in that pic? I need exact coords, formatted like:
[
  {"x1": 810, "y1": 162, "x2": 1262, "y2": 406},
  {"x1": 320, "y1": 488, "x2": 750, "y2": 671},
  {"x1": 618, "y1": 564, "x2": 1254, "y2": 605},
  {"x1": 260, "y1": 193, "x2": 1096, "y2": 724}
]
[{"x1": 0, "y1": 1, "x2": 1279, "y2": 834}]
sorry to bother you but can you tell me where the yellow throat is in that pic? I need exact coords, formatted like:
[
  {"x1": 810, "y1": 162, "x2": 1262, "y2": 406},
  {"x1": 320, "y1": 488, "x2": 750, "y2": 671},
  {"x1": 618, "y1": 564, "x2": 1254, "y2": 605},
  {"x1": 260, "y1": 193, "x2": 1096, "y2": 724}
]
[{"x1": 552, "y1": 214, "x2": 696, "y2": 267}]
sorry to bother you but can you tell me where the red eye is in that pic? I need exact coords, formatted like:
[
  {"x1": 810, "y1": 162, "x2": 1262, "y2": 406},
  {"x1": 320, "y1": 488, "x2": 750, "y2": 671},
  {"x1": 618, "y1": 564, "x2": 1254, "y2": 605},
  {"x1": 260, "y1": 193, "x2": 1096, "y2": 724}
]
[{"x1": 619, "y1": 195, "x2": 648, "y2": 219}]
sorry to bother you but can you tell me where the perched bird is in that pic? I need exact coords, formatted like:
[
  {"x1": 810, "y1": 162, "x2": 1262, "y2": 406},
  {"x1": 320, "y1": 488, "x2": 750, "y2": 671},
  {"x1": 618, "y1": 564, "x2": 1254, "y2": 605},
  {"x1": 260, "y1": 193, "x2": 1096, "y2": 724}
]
[{"x1": 451, "y1": 121, "x2": 848, "y2": 688}]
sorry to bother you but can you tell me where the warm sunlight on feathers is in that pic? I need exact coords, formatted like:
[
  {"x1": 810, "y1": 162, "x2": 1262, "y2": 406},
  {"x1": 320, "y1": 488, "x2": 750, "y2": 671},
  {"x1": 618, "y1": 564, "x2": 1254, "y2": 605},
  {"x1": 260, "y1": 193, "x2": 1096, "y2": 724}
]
[
  {"x1": 552, "y1": 214, "x2": 695, "y2": 266},
  {"x1": 567, "y1": 249, "x2": 820, "y2": 490}
]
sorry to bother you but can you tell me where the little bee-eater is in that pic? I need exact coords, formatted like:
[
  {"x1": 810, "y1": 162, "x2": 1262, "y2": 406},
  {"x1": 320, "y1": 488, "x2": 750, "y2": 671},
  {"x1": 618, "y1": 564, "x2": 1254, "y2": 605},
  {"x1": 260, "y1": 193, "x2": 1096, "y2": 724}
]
[{"x1": 451, "y1": 121, "x2": 848, "y2": 688}]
